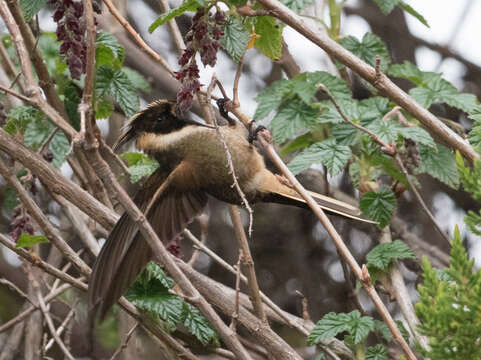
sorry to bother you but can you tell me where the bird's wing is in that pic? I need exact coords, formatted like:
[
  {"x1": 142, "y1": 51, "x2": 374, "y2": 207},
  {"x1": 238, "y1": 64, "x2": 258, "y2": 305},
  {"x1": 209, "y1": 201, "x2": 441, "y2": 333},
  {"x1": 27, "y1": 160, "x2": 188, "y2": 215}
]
[{"x1": 88, "y1": 165, "x2": 207, "y2": 320}]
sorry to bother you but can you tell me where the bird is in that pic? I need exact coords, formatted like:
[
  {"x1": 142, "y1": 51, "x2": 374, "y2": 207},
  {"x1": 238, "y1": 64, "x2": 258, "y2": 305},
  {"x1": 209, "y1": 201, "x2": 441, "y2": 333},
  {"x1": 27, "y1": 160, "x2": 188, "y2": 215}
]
[{"x1": 88, "y1": 99, "x2": 373, "y2": 320}]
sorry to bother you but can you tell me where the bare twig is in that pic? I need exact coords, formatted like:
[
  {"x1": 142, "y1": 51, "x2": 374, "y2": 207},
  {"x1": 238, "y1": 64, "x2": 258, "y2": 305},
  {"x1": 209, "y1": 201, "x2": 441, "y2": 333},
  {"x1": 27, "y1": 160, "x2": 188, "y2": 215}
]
[
  {"x1": 379, "y1": 227, "x2": 429, "y2": 351},
  {"x1": 0, "y1": 278, "x2": 35, "y2": 307},
  {"x1": 232, "y1": 54, "x2": 245, "y2": 107},
  {"x1": 230, "y1": 253, "x2": 242, "y2": 332},
  {"x1": 33, "y1": 284, "x2": 75, "y2": 360},
  {"x1": 156, "y1": 0, "x2": 185, "y2": 52},
  {"x1": 44, "y1": 302, "x2": 77, "y2": 352},
  {"x1": 229, "y1": 206, "x2": 267, "y2": 323},
  {"x1": 0, "y1": 83, "x2": 32, "y2": 103},
  {"x1": 295, "y1": 291, "x2": 312, "y2": 322},
  {"x1": 109, "y1": 323, "x2": 139, "y2": 360},
  {"x1": 103, "y1": 0, "x2": 174, "y2": 76}
]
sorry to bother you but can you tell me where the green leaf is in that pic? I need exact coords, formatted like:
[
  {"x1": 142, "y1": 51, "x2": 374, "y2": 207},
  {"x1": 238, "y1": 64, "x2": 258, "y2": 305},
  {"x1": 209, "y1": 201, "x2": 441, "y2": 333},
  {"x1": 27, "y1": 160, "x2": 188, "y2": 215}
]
[
  {"x1": 308, "y1": 311, "x2": 374, "y2": 345},
  {"x1": 126, "y1": 281, "x2": 183, "y2": 328},
  {"x1": 372, "y1": 0, "x2": 399, "y2": 14},
  {"x1": 294, "y1": 72, "x2": 351, "y2": 104},
  {"x1": 468, "y1": 104, "x2": 481, "y2": 122},
  {"x1": 63, "y1": 85, "x2": 81, "y2": 130},
  {"x1": 5, "y1": 106, "x2": 39, "y2": 135},
  {"x1": 340, "y1": 33, "x2": 390, "y2": 70},
  {"x1": 281, "y1": 132, "x2": 314, "y2": 155},
  {"x1": 181, "y1": 303, "x2": 218, "y2": 346},
  {"x1": 359, "y1": 97, "x2": 390, "y2": 125},
  {"x1": 121, "y1": 152, "x2": 159, "y2": 183},
  {"x1": 16, "y1": 233, "x2": 49, "y2": 248},
  {"x1": 142, "y1": 262, "x2": 174, "y2": 289},
  {"x1": 366, "y1": 240, "x2": 415, "y2": 271},
  {"x1": 2, "y1": 186, "x2": 18, "y2": 215},
  {"x1": 149, "y1": 0, "x2": 201, "y2": 33},
  {"x1": 271, "y1": 97, "x2": 319, "y2": 143},
  {"x1": 307, "y1": 312, "x2": 351, "y2": 345},
  {"x1": 399, "y1": 2, "x2": 429, "y2": 27},
  {"x1": 417, "y1": 144, "x2": 459, "y2": 188},
  {"x1": 399, "y1": 126, "x2": 435, "y2": 148},
  {"x1": 347, "y1": 311, "x2": 375, "y2": 344},
  {"x1": 253, "y1": 79, "x2": 292, "y2": 121},
  {"x1": 95, "y1": 98, "x2": 114, "y2": 120},
  {"x1": 360, "y1": 187, "x2": 396, "y2": 227},
  {"x1": 282, "y1": 0, "x2": 313, "y2": 12},
  {"x1": 20, "y1": 0, "x2": 46, "y2": 21},
  {"x1": 122, "y1": 67, "x2": 151, "y2": 92},
  {"x1": 24, "y1": 118, "x2": 51, "y2": 150},
  {"x1": 96, "y1": 66, "x2": 139, "y2": 117},
  {"x1": 288, "y1": 139, "x2": 351, "y2": 176},
  {"x1": 388, "y1": 61, "x2": 426, "y2": 86},
  {"x1": 366, "y1": 119, "x2": 401, "y2": 143},
  {"x1": 96, "y1": 30, "x2": 124, "y2": 69},
  {"x1": 332, "y1": 123, "x2": 359, "y2": 146},
  {"x1": 38, "y1": 33, "x2": 62, "y2": 76},
  {"x1": 318, "y1": 100, "x2": 359, "y2": 124},
  {"x1": 373, "y1": 319, "x2": 391, "y2": 342},
  {"x1": 253, "y1": 16, "x2": 282, "y2": 60},
  {"x1": 49, "y1": 131, "x2": 70, "y2": 168},
  {"x1": 220, "y1": 15, "x2": 250, "y2": 63},
  {"x1": 366, "y1": 344, "x2": 388, "y2": 360}
]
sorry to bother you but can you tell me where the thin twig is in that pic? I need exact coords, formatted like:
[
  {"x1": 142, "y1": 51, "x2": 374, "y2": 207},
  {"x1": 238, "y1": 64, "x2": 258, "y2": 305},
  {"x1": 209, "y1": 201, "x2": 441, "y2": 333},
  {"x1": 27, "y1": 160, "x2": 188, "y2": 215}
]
[
  {"x1": 229, "y1": 206, "x2": 267, "y2": 323},
  {"x1": 32, "y1": 278, "x2": 75, "y2": 360},
  {"x1": 232, "y1": 53, "x2": 245, "y2": 107},
  {"x1": 0, "y1": 278, "x2": 35, "y2": 307},
  {"x1": 0, "y1": 83, "x2": 31, "y2": 102},
  {"x1": 294, "y1": 291, "x2": 312, "y2": 322},
  {"x1": 44, "y1": 301, "x2": 77, "y2": 352},
  {"x1": 230, "y1": 253, "x2": 242, "y2": 332},
  {"x1": 109, "y1": 323, "x2": 139, "y2": 360},
  {"x1": 103, "y1": 0, "x2": 174, "y2": 76},
  {"x1": 37, "y1": 128, "x2": 58, "y2": 155}
]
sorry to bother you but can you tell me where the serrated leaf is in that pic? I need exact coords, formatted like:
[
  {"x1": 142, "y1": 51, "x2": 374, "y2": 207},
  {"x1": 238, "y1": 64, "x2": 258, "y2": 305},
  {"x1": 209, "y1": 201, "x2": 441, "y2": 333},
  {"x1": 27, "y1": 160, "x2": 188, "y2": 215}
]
[
  {"x1": 308, "y1": 310, "x2": 374, "y2": 345},
  {"x1": 468, "y1": 104, "x2": 481, "y2": 122},
  {"x1": 399, "y1": 2, "x2": 429, "y2": 27},
  {"x1": 307, "y1": 312, "x2": 351, "y2": 345},
  {"x1": 388, "y1": 61, "x2": 425, "y2": 85},
  {"x1": 3, "y1": 119, "x2": 18, "y2": 135},
  {"x1": 318, "y1": 100, "x2": 359, "y2": 124},
  {"x1": 399, "y1": 126, "x2": 435, "y2": 148},
  {"x1": 6, "y1": 106, "x2": 39, "y2": 134},
  {"x1": 96, "y1": 30, "x2": 124, "y2": 69},
  {"x1": 359, "y1": 97, "x2": 390, "y2": 125},
  {"x1": 282, "y1": 0, "x2": 313, "y2": 12},
  {"x1": 63, "y1": 85, "x2": 81, "y2": 130},
  {"x1": 332, "y1": 123, "x2": 359, "y2": 146},
  {"x1": 220, "y1": 15, "x2": 250, "y2": 63},
  {"x1": 122, "y1": 67, "x2": 151, "y2": 92},
  {"x1": 374, "y1": 319, "x2": 391, "y2": 342},
  {"x1": 340, "y1": 33, "x2": 390, "y2": 70},
  {"x1": 121, "y1": 152, "x2": 159, "y2": 183},
  {"x1": 149, "y1": 0, "x2": 201, "y2": 33},
  {"x1": 49, "y1": 131, "x2": 70, "y2": 168},
  {"x1": 297, "y1": 72, "x2": 351, "y2": 104},
  {"x1": 367, "y1": 119, "x2": 401, "y2": 143},
  {"x1": 142, "y1": 262, "x2": 174, "y2": 289},
  {"x1": 372, "y1": 0, "x2": 399, "y2": 14},
  {"x1": 16, "y1": 233, "x2": 48, "y2": 248},
  {"x1": 417, "y1": 144, "x2": 459, "y2": 188},
  {"x1": 288, "y1": 139, "x2": 351, "y2": 176},
  {"x1": 271, "y1": 97, "x2": 319, "y2": 143},
  {"x1": 24, "y1": 118, "x2": 51, "y2": 150},
  {"x1": 367, "y1": 240, "x2": 415, "y2": 271},
  {"x1": 360, "y1": 187, "x2": 396, "y2": 227},
  {"x1": 366, "y1": 344, "x2": 388, "y2": 360},
  {"x1": 95, "y1": 98, "x2": 114, "y2": 119},
  {"x1": 253, "y1": 79, "x2": 292, "y2": 121},
  {"x1": 370, "y1": 153, "x2": 409, "y2": 186},
  {"x1": 281, "y1": 132, "x2": 314, "y2": 155},
  {"x1": 181, "y1": 303, "x2": 218, "y2": 345},
  {"x1": 96, "y1": 66, "x2": 139, "y2": 117},
  {"x1": 253, "y1": 16, "x2": 282, "y2": 60},
  {"x1": 20, "y1": 0, "x2": 46, "y2": 21},
  {"x1": 38, "y1": 33, "x2": 62, "y2": 76},
  {"x1": 126, "y1": 281, "x2": 183, "y2": 328},
  {"x1": 347, "y1": 311, "x2": 375, "y2": 344},
  {"x1": 2, "y1": 186, "x2": 18, "y2": 215}
]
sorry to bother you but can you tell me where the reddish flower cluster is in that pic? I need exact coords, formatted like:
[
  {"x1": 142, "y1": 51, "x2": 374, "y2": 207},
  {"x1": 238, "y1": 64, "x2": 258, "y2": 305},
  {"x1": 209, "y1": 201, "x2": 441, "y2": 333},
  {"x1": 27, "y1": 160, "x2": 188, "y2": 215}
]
[
  {"x1": 49, "y1": 0, "x2": 87, "y2": 79},
  {"x1": 10, "y1": 209, "x2": 34, "y2": 242},
  {"x1": 166, "y1": 235, "x2": 182, "y2": 258},
  {"x1": 175, "y1": 8, "x2": 226, "y2": 112}
]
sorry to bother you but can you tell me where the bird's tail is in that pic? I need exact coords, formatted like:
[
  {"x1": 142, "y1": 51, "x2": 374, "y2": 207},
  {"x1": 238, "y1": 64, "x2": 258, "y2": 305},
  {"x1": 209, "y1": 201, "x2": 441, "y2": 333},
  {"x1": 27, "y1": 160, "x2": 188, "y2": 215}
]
[{"x1": 259, "y1": 171, "x2": 375, "y2": 223}]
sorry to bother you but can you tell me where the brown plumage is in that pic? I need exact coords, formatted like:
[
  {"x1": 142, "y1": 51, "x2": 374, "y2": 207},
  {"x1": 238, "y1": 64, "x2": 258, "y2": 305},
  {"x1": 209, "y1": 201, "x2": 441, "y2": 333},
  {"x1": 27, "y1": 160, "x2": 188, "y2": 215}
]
[{"x1": 88, "y1": 100, "x2": 374, "y2": 320}]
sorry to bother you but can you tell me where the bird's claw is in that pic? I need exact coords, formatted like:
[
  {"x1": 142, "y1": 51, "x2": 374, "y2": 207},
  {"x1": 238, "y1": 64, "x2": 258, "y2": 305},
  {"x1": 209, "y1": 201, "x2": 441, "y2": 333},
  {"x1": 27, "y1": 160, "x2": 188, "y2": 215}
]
[{"x1": 248, "y1": 121, "x2": 267, "y2": 144}]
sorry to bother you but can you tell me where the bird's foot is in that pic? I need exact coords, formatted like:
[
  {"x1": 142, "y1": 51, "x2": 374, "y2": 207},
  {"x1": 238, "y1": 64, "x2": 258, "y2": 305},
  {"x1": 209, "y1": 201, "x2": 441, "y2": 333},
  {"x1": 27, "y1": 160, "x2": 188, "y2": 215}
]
[
  {"x1": 216, "y1": 98, "x2": 236, "y2": 125},
  {"x1": 248, "y1": 120, "x2": 267, "y2": 144}
]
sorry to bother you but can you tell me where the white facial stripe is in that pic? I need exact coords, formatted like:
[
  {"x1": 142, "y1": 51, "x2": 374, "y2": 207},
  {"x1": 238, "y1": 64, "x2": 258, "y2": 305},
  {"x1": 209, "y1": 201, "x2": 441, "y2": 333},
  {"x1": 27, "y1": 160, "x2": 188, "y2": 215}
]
[{"x1": 136, "y1": 126, "x2": 204, "y2": 152}]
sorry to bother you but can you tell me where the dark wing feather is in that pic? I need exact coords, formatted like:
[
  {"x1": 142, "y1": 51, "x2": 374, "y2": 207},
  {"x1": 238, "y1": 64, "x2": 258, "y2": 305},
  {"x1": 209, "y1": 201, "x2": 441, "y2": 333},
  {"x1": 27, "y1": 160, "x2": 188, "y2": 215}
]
[{"x1": 88, "y1": 168, "x2": 207, "y2": 320}]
